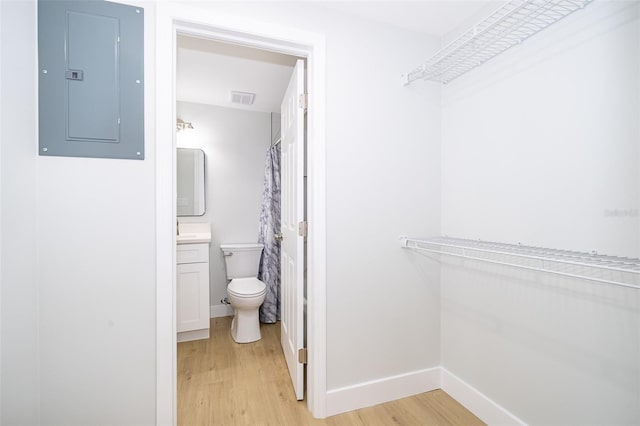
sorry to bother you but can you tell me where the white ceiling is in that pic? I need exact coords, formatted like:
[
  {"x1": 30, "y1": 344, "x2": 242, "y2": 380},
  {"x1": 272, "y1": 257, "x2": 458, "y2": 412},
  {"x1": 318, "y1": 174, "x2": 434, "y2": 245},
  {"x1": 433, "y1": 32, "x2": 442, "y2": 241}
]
[
  {"x1": 176, "y1": 2, "x2": 502, "y2": 113},
  {"x1": 177, "y1": 36, "x2": 299, "y2": 113},
  {"x1": 317, "y1": 1, "x2": 501, "y2": 37}
]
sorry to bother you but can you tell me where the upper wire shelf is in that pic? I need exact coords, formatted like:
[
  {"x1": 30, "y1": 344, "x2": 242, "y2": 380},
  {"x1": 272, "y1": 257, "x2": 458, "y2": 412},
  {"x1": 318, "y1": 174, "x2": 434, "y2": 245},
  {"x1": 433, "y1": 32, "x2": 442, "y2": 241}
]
[
  {"x1": 401, "y1": 236, "x2": 640, "y2": 290},
  {"x1": 404, "y1": 0, "x2": 594, "y2": 85}
]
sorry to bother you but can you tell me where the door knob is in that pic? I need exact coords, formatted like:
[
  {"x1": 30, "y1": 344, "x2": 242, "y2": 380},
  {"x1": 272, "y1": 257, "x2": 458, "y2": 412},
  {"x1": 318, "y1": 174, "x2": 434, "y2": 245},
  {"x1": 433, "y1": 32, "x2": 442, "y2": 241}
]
[{"x1": 274, "y1": 233, "x2": 283, "y2": 241}]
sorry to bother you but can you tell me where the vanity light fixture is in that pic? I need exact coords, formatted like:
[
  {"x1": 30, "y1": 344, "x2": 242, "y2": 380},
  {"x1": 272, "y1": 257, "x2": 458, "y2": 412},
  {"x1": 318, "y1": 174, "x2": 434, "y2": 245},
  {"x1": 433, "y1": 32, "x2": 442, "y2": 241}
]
[{"x1": 176, "y1": 119, "x2": 194, "y2": 132}]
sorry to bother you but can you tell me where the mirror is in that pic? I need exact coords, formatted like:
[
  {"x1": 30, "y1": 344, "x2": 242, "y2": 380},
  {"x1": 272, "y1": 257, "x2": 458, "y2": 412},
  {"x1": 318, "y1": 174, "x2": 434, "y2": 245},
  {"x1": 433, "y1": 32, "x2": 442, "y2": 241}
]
[{"x1": 177, "y1": 148, "x2": 206, "y2": 216}]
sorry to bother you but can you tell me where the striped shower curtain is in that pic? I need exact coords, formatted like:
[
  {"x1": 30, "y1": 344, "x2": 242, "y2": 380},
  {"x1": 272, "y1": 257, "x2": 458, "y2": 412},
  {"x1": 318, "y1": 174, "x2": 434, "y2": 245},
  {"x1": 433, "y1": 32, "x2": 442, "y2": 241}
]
[{"x1": 258, "y1": 143, "x2": 281, "y2": 323}]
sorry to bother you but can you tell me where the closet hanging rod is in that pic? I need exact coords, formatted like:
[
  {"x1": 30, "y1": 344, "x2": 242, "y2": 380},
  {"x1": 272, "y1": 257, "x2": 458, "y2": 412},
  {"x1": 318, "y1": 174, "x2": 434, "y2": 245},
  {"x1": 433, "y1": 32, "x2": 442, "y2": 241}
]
[
  {"x1": 401, "y1": 237, "x2": 640, "y2": 273},
  {"x1": 403, "y1": 0, "x2": 594, "y2": 85},
  {"x1": 400, "y1": 236, "x2": 640, "y2": 290},
  {"x1": 423, "y1": 239, "x2": 640, "y2": 272}
]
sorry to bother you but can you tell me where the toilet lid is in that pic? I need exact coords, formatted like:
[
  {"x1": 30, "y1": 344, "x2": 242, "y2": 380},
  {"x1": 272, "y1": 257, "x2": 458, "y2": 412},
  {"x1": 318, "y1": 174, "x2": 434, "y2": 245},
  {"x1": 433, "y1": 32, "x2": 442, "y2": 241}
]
[{"x1": 228, "y1": 278, "x2": 266, "y2": 297}]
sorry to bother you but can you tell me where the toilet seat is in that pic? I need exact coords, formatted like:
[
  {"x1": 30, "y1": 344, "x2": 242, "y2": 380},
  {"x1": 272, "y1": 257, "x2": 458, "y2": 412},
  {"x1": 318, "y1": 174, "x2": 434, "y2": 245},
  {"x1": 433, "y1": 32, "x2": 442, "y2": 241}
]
[{"x1": 228, "y1": 277, "x2": 266, "y2": 298}]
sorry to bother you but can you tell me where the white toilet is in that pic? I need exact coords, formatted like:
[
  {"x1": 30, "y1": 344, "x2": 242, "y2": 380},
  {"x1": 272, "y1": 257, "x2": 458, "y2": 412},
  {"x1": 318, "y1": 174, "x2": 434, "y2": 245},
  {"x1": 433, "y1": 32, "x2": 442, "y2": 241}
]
[{"x1": 220, "y1": 243, "x2": 267, "y2": 343}]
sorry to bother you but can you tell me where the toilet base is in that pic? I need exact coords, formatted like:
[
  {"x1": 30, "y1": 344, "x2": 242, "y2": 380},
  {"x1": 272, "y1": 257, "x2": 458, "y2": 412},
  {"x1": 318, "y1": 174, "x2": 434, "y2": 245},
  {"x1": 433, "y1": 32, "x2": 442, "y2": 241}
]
[{"x1": 230, "y1": 307, "x2": 262, "y2": 343}]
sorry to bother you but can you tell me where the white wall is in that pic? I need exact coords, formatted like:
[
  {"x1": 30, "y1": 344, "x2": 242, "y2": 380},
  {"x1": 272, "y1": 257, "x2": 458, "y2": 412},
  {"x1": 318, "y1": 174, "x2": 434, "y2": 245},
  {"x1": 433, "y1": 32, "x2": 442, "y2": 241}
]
[
  {"x1": 38, "y1": 0, "x2": 157, "y2": 422},
  {"x1": 177, "y1": 102, "x2": 271, "y2": 314},
  {"x1": 1, "y1": 0, "x2": 157, "y2": 424},
  {"x1": 319, "y1": 12, "x2": 442, "y2": 390},
  {"x1": 440, "y1": 2, "x2": 640, "y2": 424},
  {"x1": 37, "y1": 156, "x2": 157, "y2": 424},
  {"x1": 1, "y1": 1, "x2": 40, "y2": 423},
  {"x1": 441, "y1": 260, "x2": 639, "y2": 425},
  {"x1": 442, "y1": 1, "x2": 640, "y2": 259}
]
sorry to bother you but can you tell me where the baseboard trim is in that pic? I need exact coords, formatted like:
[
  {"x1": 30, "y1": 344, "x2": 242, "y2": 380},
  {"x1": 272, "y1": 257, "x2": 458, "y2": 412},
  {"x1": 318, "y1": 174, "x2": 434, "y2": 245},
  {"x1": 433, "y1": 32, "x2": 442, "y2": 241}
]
[
  {"x1": 325, "y1": 367, "x2": 441, "y2": 417},
  {"x1": 177, "y1": 328, "x2": 209, "y2": 343},
  {"x1": 210, "y1": 304, "x2": 233, "y2": 318},
  {"x1": 441, "y1": 368, "x2": 526, "y2": 426}
]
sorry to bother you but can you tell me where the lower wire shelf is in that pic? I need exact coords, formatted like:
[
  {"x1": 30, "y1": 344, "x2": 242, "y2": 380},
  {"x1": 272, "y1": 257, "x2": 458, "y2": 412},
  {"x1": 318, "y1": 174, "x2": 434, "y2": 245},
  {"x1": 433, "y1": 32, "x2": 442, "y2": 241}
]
[{"x1": 401, "y1": 236, "x2": 640, "y2": 290}]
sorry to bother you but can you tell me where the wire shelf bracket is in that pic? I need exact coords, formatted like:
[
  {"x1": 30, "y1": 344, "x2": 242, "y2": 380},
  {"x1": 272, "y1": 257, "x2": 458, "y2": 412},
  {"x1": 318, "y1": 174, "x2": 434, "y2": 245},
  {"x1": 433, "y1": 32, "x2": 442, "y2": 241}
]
[
  {"x1": 400, "y1": 236, "x2": 640, "y2": 290},
  {"x1": 403, "y1": 0, "x2": 595, "y2": 85}
]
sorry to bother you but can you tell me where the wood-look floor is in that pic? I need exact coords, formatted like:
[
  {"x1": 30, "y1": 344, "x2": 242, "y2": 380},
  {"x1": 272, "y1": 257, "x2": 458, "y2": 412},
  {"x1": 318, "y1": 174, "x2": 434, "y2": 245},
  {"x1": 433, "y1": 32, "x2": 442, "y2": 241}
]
[{"x1": 178, "y1": 317, "x2": 484, "y2": 426}]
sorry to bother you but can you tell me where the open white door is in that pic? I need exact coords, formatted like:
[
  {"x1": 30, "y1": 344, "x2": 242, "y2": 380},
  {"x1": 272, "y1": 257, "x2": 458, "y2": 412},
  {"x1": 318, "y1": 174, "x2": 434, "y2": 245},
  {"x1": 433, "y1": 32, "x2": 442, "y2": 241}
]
[{"x1": 280, "y1": 59, "x2": 305, "y2": 400}]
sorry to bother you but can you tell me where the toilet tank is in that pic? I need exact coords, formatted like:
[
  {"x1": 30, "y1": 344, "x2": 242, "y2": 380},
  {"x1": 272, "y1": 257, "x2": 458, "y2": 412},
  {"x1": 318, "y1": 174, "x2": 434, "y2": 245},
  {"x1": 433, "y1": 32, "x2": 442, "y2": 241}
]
[{"x1": 220, "y1": 243, "x2": 264, "y2": 279}]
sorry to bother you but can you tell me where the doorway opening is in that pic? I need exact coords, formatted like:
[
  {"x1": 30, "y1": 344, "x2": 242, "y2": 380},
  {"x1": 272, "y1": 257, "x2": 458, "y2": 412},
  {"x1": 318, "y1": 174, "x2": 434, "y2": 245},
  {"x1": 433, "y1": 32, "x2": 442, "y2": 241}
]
[
  {"x1": 155, "y1": 10, "x2": 327, "y2": 422},
  {"x1": 174, "y1": 32, "x2": 307, "y2": 407}
]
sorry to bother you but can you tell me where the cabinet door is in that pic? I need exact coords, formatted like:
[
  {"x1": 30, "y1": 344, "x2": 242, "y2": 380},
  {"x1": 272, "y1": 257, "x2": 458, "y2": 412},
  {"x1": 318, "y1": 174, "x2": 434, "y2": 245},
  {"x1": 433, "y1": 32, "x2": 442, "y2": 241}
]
[{"x1": 176, "y1": 262, "x2": 210, "y2": 333}]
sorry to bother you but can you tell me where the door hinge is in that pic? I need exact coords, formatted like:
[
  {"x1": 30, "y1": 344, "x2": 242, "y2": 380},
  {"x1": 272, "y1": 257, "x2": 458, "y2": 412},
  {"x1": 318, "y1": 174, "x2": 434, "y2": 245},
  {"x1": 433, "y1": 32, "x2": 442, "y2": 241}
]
[
  {"x1": 298, "y1": 93, "x2": 308, "y2": 110},
  {"x1": 298, "y1": 348, "x2": 308, "y2": 364},
  {"x1": 298, "y1": 221, "x2": 308, "y2": 238}
]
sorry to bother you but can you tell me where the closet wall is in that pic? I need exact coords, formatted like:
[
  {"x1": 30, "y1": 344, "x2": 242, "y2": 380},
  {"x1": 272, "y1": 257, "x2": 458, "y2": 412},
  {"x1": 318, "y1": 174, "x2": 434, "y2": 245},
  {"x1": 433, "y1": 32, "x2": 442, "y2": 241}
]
[
  {"x1": 442, "y1": 1, "x2": 639, "y2": 258},
  {"x1": 177, "y1": 101, "x2": 271, "y2": 316},
  {"x1": 440, "y1": 2, "x2": 640, "y2": 424}
]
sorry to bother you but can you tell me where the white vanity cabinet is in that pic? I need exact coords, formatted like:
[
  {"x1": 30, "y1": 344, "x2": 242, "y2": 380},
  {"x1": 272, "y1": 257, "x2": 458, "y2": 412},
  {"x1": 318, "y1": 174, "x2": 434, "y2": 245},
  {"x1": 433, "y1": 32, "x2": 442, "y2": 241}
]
[{"x1": 176, "y1": 242, "x2": 210, "y2": 342}]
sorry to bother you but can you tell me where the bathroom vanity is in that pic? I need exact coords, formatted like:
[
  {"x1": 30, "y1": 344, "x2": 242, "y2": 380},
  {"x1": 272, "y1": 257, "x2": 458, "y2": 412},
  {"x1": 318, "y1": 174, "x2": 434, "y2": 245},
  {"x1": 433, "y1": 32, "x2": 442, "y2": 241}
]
[{"x1": 176, "y1": 223, "x2": 211, "y2": 342}]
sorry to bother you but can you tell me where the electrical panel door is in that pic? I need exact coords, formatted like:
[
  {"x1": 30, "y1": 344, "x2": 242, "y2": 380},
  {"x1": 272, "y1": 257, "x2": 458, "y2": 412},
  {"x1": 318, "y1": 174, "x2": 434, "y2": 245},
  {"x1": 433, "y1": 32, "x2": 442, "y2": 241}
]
[{"x1": 38, "y1": 0, "x2": 144, "y2": 160}]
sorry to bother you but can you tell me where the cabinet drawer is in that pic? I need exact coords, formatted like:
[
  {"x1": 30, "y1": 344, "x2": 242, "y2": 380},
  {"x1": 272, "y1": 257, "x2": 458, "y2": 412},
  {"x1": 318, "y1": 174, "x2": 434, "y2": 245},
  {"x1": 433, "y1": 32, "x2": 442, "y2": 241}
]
[{"x1": 177, "y1": 243, "x2": 209, "y2": 264}]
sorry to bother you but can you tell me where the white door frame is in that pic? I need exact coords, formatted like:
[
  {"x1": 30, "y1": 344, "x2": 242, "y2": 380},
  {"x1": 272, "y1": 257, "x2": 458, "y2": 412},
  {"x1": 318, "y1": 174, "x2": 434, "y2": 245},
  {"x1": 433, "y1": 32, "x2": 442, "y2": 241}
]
[{"x1": 154, "y1": 3, "x2": 327, "y2": 424}]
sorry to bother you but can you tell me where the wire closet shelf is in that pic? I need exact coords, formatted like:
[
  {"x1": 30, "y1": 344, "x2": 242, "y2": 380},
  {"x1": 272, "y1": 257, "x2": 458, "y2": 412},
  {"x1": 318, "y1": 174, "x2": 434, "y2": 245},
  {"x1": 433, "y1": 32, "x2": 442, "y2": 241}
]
[
  {"x1": 404, "y1": 0, "x2": 594, "y2": 85},
  {"x1": 401, "y1": 236, "x2": 640, "y2": 290}
]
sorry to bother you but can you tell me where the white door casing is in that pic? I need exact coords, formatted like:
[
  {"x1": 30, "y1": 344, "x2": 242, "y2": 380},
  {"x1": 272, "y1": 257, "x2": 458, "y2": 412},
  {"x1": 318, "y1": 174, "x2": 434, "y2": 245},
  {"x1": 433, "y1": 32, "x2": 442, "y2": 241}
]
[
  {"x1": 156, "y1": 4, "x2": 328, "y2": 420},
  {"x1": 280, "y1": 59, "x2": 305, "y2": 401}
]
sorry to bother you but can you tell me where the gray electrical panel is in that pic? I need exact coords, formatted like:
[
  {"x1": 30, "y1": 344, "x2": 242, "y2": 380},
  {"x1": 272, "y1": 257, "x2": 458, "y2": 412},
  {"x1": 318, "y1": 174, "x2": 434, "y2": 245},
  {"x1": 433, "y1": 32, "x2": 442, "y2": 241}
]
[{"x1": 38, "y1": 0, "x2": 144, "y2": 160}]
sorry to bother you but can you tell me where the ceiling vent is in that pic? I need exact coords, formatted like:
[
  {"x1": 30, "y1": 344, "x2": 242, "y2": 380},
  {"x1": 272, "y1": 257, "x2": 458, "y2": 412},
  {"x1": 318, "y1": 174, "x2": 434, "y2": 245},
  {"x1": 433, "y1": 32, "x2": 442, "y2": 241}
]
[{"x1": 230, "y1": 91, "x2": 256, "y2": 106}]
